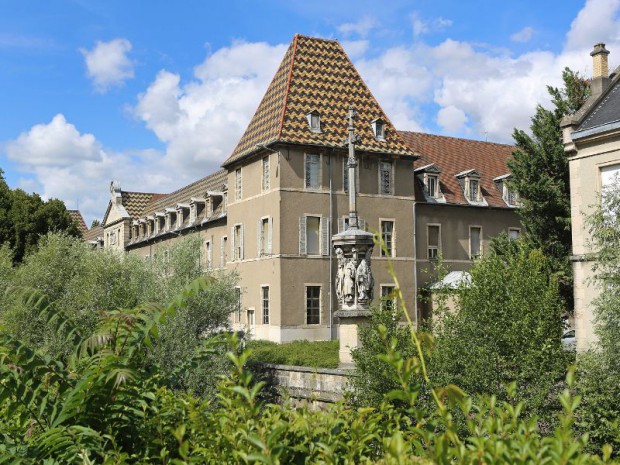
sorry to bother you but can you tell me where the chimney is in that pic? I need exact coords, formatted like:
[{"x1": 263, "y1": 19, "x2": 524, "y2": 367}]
[{"x1": 590, "y1": 43, "x2": 611, "y2": 97}]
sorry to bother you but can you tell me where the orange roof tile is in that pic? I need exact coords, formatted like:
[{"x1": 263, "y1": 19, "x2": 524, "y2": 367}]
[
  {"x1": 224, "y1": 34, "x2": 413, "y2": 166},
  {"x1": 67, "y1": 210, "x2": 88, "y2": 235},
  {"x1": 399, "y1": 131, "x2": 515, "y2": 208}
]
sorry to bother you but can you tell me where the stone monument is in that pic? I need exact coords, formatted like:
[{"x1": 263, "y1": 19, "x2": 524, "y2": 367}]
[{"x1": 332, "y1": 106, "x2": 375, "y2": 366}]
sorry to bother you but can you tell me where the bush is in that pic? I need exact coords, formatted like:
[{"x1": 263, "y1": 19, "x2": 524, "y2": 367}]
[{"x1": 247, "y1": 339, "x2": 339, "y2": 368}]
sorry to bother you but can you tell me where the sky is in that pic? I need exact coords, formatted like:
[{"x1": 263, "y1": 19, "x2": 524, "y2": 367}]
[{"x1": 1, "y1": 0, "x2": 619, "y2": 225}]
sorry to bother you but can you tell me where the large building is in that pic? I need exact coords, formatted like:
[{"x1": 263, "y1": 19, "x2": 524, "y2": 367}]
[
  {"x1": 101, "y1": 34, "x2": 521, "y2": 341},
  {"x1": 562, "y1": 43, "x2": 620, "y2": 351}
]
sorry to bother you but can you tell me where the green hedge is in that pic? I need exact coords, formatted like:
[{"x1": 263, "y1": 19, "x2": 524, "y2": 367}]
[{"x1": 246, "y1": 339, "x2": 339, "y2": 368}]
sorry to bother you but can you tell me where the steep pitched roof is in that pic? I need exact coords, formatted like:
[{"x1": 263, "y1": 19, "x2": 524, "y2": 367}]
[
  {"x1": 67, "y1": 210, "x2": 88, "y2": 235},
  {"x1": 224, "y1": 34, "x2": 413, "y2": 166},
  {"x1": 399, "y1": 131, "x2": 515, "y2": 208},
  {"x1": 577, "y1": 70, "x2": 620, "y2": 132},
  {"x1": 83, "y1": 225, "x2": 103, "y2": 242}
]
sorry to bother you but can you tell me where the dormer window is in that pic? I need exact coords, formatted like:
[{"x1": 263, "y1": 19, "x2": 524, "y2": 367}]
[
  {"x1": 165, "y1": 208, "x2": 176, "y2": 231},
  {"x1": 371, "y1": 118, "x2": 386, "y2": 141},
  {"x1": 176, "y1": 203, "x2": 190, "y2": 228},
  {"x1": 427, "y1": 175, "x2": 439, "y2": 198},
  {"x1": 493, "y1": 174, "x2": 519, "y2": 207},
  {"x1": 414, "y1": 163, "x2": 445, "y2": 202},
  {"x1": 190, "y1": 198, "x2": 206, "y2": 223},
  {"x1": 456, "y1": 169, "x2": 486, "y2": 205},
  {"x1": 306, "y1": 110, "x2": 321, "y2": 133}
]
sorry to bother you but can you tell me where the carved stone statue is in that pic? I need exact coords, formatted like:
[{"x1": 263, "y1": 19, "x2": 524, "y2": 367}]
[
  {"x1": 343, "y1": 257, "x2": 357, "y2": 304},
  {"x1": 356, "y1": 256, "x2": 372, "y2": 302},
  {"x1": 335, "y1": 247, "x2": 345, "y2": 300}
]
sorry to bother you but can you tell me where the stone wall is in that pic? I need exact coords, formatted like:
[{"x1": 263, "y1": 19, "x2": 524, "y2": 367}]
[{"x1": 259, "y1": 364, "x2": 352, "y2": 409}]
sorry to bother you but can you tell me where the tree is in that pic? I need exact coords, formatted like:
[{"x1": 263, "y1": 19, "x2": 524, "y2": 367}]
[
  {"x1": 429, "y1": 240, "x2": 568, "y2": 425},
  {"x1": 508, "y1": 68, "x2": 590, "y2": 307},
  {"x1": 90, "y1": 218, "x2": 101, "y2": 228},
  {"x1": 0, "y1": 169, "x2": 81, "y2": 263}
]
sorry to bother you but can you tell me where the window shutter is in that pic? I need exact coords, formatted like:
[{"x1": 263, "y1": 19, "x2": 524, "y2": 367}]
[
  {"x1": 267, "y1": 217, "x2": 273, "y2": 255},
  {"x1": 299, "y1": 216, "x2": 307, "y2": 255},
  {"x1": 321, "y1": 217, "x2": 329, "y2": 256},
  {"x1": 220, "y1": 237, "x2": 225, "y2": 267},
  {"x1": 207, "y1": 242, "x2": 213, "y2": 269},
  {"x1": 231, "y1": 227, "x2": 235, "y2": 261},
  {"x1": 240, "y1": 225, "x2": 244, "y2": 260},
  {"x1": 257, "y1": 219, "x2": 262, "y2": 257}
]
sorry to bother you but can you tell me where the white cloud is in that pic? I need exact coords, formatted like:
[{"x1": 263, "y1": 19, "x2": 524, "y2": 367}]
[
  {"x1": 80, "y1": 38, "x2": 134, "y2": 92},
  {"x1": 437, "y1": 106, "x2": 468, "y2": 133},
  {"x1": 341, "y1": 40, "x2": 370, "y2": 59},
  {"x1": 132, "y1": 40, "x2": 288, "y2": 175},
  {"x1": 337, "y1": 17, "x2": 377, "y2": 38},
  {"x1": 411, "y1": 12, "x2": 452, "y2": 38},
  {"x1": 6, "y1": 114, "x2": 102, "y2": 167},
  {"x1": 565, "y1": 0, "x2": 620, "y2": 51},
  {"x1": 511, "y1": 26, "x2": 535, "y2": 43}
]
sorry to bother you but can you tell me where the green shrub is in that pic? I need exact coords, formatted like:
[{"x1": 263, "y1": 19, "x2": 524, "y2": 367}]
[{"x1": 247, "y1": 339, "x2": 339, "y2": 368}]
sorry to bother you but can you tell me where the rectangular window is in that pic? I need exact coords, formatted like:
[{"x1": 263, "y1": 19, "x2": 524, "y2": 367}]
[
  {"x1": 306, "y1": 286, "x2": 320, "y2": 325},
  {"x1": 235, "y1": 168, "x2": 242, "y2": 201},
  {"x1": 261, "y1": 286, "x2": 269, "y2": 325},
  {"x1": 470, "y1": 226, "x2": 482, "y2": 259},
  {"x1": 343, "y1": 158, "x2": 349, "y2": 193},
  {"x1": 233, "y1": 224, "x2": 243, "y2": 261},
  {"x1": 379, "y1": 161, "x2": 393, "y2": 195},
  {"x1": 506, "y1": 187, "x2": 517, "y2": 206},
  {"x1": 306, "y1": 216, "x2": 320, "y2": 255},
  {"x1": 380, "y1": 220, "x2": 394, "y2": 257},
  {"x1": 381, "y1": 285, "x2": 396, "y2": 312},
  {"x1": 305, "y1": 154, "x2": 320, "y2": 189},
  {"x1": 428, "y1": 175, "x2": 438, "y2": 198},
  {"x1": 205, "y1": 241, "x2": 212, "y2": 270},
  {"x1": 469, "y1": 179, "x2": 479, "y2": 201},
  {"x1": 235, "y1": 287, "x2": 241, "y2": 323},
  {"x1": 221, "y1": 236, "x2": 228, "y2": 267},
  {"x1": 258, "y1": 217, "x2": 272, "y2": 256},
  {"x1": 262, "y1": 157, "x2": 270, "y2": 191},
  {"x1": 427, "y1": 224, "x2": 440, "y2": 260},
  {"x1": 508, "y1": 228, "x2": 520, "y2": 240}
]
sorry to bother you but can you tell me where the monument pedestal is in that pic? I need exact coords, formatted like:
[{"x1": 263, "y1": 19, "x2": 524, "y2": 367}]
[{"x1": 334, "y1": 310, "x2": 371, "y2": 366}]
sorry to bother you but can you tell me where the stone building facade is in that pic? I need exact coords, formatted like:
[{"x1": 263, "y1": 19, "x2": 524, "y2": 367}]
[
  {"x1": 101, "y1": 34, "x2": 521, "y2": 342},
  {"x1": 562, "y1": 43, "x2": 620, "y2": 351}
]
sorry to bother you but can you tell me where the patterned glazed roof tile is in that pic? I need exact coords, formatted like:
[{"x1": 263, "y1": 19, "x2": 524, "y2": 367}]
[
  {"x1": 224, "y1": 34, "x2": 413, "y2": 166},
  {"x1": 142, "y1": 169, "x2": 227, "y2": 216},
  {"x1": 399, "y1": 131, "x2": 515, "y2": 208},
  {"x1": 83, "y1": 225, "x2": 103, "y2": 242},
  {"x1": 67, "y1": 210, "x2": 88, "y2": 235}
]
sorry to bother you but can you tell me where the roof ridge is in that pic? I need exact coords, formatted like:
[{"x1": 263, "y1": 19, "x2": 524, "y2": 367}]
[
  {"x1": 295, "y1": 34, "x2": 339, "y2": 44},
  {"x1": 398, "y1": 130, "x2": 514, "y2": 148},
  {"x1": 277, "y1": 34, "x2": 299, "y2": 139}
]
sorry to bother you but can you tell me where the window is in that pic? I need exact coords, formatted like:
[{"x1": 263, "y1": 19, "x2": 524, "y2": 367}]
[
  {"x1": 299, "y1": 215, "x2": 328, "y2": 256},
  {"x1": 371, "y1": 118, "x2": 386, "y2": 141},
  {"x1": 508, "y1": 228, "x2": 520, "y2": 240},
  {"x1": 221, "y1": 236, "x2": 228, "y2": 267},
  {"x1": 427, "y1": 224, "x2": 440, "y2": 260},
  {"x1": 258, "y1": 217, "x2": 272, "y2": 256},
  {"x1": 470, "y1": 226, "x2": 482, "y2": 259},
  {"x1": 235, "y1": 168, "x2": 242, "y2": 201},
  {"x1": 232, "y1": 224, "x2": 243, "y2": 261},
  {"x1": 380, "y1": 220, "x2": 394, "y2": 257},
  {"x1": 235, "y1": 287, "x2": 241, "y2": 323},
  {"x1": 306, "y1": 286, "x2": 320, "y2": 324},
  {"x1": 468, "y1": 179, "x2": 479, "y2": 201},
  {"x1": 601, "y1": 164, "x2": 620, "y2": 211},
  {"x1": 261, "y1": 286, "x2": 270, "y2": 324},
  {"x1": 381, "y1": 285, "x2": 396, "y2": 312},
  {"x1": 262, "y1": 157, "x2": 270, "y2": 191},
  {"x1": 427, "y1": 175, "x2": 439, "y2": 198},
  {"x1": 506, "y1": 187, "x2": 518, "y2": 206},
  {"x1": 379, "y1": 161, "x2": 393, "y2": 195},
  {"x1": 305, "y1": 154, "x2": 320, "y2": 189},
  {"x1": 307, "y1": 110, "x2": 321, "y2": 133},
  {"x1": 343, "y1": 158, "x2": 349, "y2": 193},
  {"x1": 205, "y1": 240, "x2": 212, "y2": 270}
]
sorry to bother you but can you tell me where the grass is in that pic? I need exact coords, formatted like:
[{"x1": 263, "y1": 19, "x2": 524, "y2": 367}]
[{"x1": 246, "y1": 339, "x2": 340, "y2": 369}]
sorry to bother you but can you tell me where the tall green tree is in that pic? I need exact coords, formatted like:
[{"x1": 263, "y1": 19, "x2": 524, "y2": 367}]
[
  {"x1": 508, "y1": 68, "x2": 590, "y2": 307},
  {"x1": 0, "y1": 169, "x2": 81, "y2": 263}
]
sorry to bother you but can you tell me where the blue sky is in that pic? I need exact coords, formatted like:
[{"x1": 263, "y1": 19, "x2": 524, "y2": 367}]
[{"x1": 0, "y1": 0, "x2": 618, "y2": 224}]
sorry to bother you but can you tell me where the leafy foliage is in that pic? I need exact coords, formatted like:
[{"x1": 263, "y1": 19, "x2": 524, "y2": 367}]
[
  {"x1": 508, "y1": 68, "x2": 590, "y2": 307},
  {"x1": 246, "y1": 339, "x2": 339, "y2": 368},
  {"x1": 0, "y1": 169, "x2": 81, "y2": 263}
]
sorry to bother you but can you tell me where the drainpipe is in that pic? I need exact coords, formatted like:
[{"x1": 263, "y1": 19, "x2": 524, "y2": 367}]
[
  {"x1": 328, "y1": 149, "x2": 334, "y2": 340},
  {"x1": 412, "y1": 200, "x2": 418, "y2": 330}
]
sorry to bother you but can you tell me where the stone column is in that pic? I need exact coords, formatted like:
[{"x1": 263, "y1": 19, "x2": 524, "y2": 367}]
[{"x1": 332, "y1": 106, "x2": 375, "y2": 366}]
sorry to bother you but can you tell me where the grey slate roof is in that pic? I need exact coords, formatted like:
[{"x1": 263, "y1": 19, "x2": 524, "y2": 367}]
[{"x1": 578, "y1": 82, "x2": 620, "y2": 131}]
